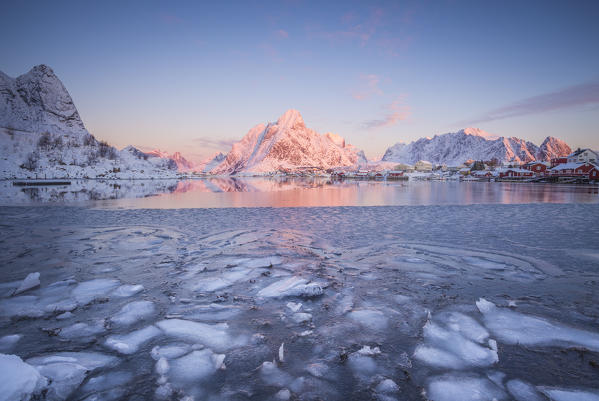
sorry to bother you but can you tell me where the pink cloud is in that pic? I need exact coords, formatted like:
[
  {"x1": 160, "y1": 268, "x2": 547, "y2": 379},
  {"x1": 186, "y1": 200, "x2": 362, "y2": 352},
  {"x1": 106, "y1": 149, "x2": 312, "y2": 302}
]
[
  {"x1": 160, "y1": 14, "x2": 184, "y2": 25},
  {"x1": 352, "y1": 74, "x2": 384, "y2": 100},
  {"x1": 275, "y1": 29, "x2": 289, "y2": 39},
  {"x1": 363, "y1": 96, "x2": 411, "y2": 129}
]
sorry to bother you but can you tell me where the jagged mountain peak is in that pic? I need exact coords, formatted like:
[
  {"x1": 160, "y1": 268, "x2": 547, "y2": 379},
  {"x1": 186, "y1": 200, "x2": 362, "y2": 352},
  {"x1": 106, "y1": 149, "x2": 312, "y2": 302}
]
[
  {"x1": 0, "y1": 64, "x2": 87, "y2": 135},
  {"x1": 211, "y1": 110, "x2": 365, "y2": 174},
  {"x1": 276, "y1": 109, "x2": 305, "y2": 130},
  {"x1": 459, "y1": 127, "x2": 499, "y2": 140}
]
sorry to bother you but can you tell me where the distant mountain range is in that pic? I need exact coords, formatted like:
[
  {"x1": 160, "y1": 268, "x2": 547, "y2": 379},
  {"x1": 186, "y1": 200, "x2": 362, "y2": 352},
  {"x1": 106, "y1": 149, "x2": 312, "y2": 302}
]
[
  {"x1": 0, "y1": 65, "x2": 575, "y2": 178},
  {"x1": 381, "y1": 127, "x2": 571, "y2": 166}
]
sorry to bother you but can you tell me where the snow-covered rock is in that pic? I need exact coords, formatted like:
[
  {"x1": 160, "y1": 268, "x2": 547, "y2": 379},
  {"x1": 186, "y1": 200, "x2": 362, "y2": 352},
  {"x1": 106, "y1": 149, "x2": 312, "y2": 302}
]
[
  {"x1": 0, "y1": 65, "x2": 180, "y2": 179},
  {"x1": 211, "y1": 109, "x2": 366, "y2": 174},
  {"x1": 382, "y1": 127, "x2": 571, "y2": 165}
]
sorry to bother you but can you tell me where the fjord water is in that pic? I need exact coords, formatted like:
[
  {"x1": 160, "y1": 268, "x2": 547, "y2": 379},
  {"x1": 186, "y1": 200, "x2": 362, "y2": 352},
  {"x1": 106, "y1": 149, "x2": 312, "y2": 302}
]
[
  {"x1": 1, "y1": 178, "x2": 599, "y2": 207},
  {"x1": 1, "y1": 180, "x2": 599, "y2": 400}
]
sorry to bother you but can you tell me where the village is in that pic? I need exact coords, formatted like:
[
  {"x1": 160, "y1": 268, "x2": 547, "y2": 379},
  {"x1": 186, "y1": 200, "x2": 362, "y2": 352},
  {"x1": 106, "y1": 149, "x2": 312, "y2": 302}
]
[{"x1": 326, "y1": 148, "x2": 599, "y2": 184}]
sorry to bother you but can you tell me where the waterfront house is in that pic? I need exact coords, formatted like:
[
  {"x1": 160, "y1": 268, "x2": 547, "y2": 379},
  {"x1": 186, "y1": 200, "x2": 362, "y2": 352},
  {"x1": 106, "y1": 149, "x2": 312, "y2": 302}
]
[{"x1": 567, "y1": 148, "x2": 598, "y2": 164}]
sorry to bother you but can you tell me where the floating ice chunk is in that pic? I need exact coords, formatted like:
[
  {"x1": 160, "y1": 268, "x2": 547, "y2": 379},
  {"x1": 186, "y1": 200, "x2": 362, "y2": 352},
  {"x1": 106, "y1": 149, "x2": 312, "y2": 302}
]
[
  {"x1": 257, "y1": 276, "x2": 325, "y2": 298},
  {"x1": 151, "y1": 344, "x2": 192, "y2": 360},
  {"x1": 110, "y1": 300, "x2": 155, "y2": 326},
  {"x1": 286, "y1": 302, "x2": 302, "y2": 312},
  {"x1": 0, "y1": 353, "x2": 47, "y2": 401},
  {"x1": 506, "y1": 380, "x2": 544, "y2": 401},
  {"x1": 376, "y1": 378, "x2": 399, "y2": 394},
  {"x1": 260, "y1": 361, "x2": 293, "y2": 387},
  {"x1": 156, "y1": 319, "x2": 247, "y2": 351},
  {"x1": 105, "y1": 325, "x2": 161, "y2": 354},
  {"x1": 414, "y1": 319, "x2": 498, "y2": 369},
  {"x1": 275, "y1": 388, "x2": 291, "y2": 400},
  {"x1": 306, "y1": 363, "x2": 328, "y2": 378},
  {"x1": 36, "y1": 362, "x2": 88, "y2": 400},
  {"x1": 56, "y1": 312, "x2": 73, "y2": 320},
  {"x1": 538, "y1": 387, "x2": 599, "y2": 401},
  {"x1": 357, "y1": 345, "x2": 381, "y2": 356},
  {"x1": 27, "y1": 351, "x2": 119, "y2": 371},
  {"x1": 299, "y1": 330, "x2": 313, "y2": 337},
  {"x1": 0, "y1": 295, "x2": 44, "y2": 318},
  {"x1": 171, "y1": 303, "x2": 242, "y2": 322},
  {"x1": 279, "y1": 343, "x2": 285, "y2": 363},
  {"x1": 348, "y1": 308, "x2": 388, "y2": 330},
  {"x1": 347, "y1": 353, "x2": 377, "y2": 377},
  {"x1": 59, "y1": 320, "x2": 106, "y2": 339},
  {"x1": 476, "y1": 298, "x2": 599, "y2": 352},
  {"x1": 27, "y1": 352, "x2": 119, "y2": 401},
  {"x1": 155, "y1": 383, "x2": 173, "y2": 399},
  {"x1": 111, "y1": 284, "x2": 144, "y2": 298},
  {"x1": 0, "y1": 335, "x2": 21, "y2": 352},
  {"x1": 426, "y1": 374, "x2": 507, "y2": 401},
  {"x1": 71, "y1": 279, "x2": 120, "y2": 305},
  {"x1": 168, "y1": 349, "x2": 224, "y2": 384},
  {"x1": 435, "y1": 311, "x2": 489, "y2": 343},
  {"x1": 14, "y1": 272, "x2": 40, "y2": 295},
  {"x1": 292, "y1": 312, "x2": 312, "y2": 323},
  {"x1": 156, "y1": 357, "x2": 170, "y2": 375}
]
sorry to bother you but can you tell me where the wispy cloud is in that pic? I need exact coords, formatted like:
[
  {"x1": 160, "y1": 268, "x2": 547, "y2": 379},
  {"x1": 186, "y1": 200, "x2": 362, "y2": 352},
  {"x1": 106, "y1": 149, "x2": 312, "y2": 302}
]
[
  {"x1": 160, "y1": 13, "x2": 184, "y2": 25},
  {"x1": 363, "y1": 96, "x2": 411, "y2": 129},
  {"x1": 193, "y1": 137, "x2": 237, "y2": 150},
  {"x1": 458, "y1": 81, "x2": 599, "y2": 125},
  {"x1": 352, "y1": 74, "x2": 384, "y2": 100},
  {"x1": 275, "y1": 29, "x2": 289, "y2": 39}
]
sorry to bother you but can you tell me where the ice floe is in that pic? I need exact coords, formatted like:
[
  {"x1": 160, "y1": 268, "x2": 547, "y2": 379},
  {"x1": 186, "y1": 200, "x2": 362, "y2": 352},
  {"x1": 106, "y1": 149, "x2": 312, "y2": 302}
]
[
  {"x1": 414, "y1": 309, "x2": 498, "y2": 370},
  {"x1": 506, "y1": 379, "x2": 544, "y2": 401},
  {"x1": 348, "y1": 308, "x2": 388, "y2": 331},
  {"x1": 257, "y1": 276, "x2": 325, "y2": 298},
  {"x1": 14, "y1": 272, "x2": 40, "y2": 295},
  {"x1": 110, "y1": 300, "x2": 155, "y2": 326},
  {"x1": 0, "y1": 353, "x2": 47, "y2": 401},
  {"x1": 59, "y1": 320, "x2": 106, "y2": 340},
  {"x1": 260, "y1": 361, "x2": 293, "y2": 387},
  {"x1": 26, "y1": 352, "x2": 118, "y2": 400},
  {"x1": 477, "y1": 298, "x2": 599, "y2": 352},
  {"x1": 426, "y1": 374, "x2": 507, "y2": 401},
  {"x1": 71, "y1": 279, "x2": 120, "y2": 305},
  {"x1": 538, "y1": 387, "x2": 599, "y2": 401},
  {"x1": 156, "y1": 319, "x2": 247, "y2": 351},
  {"x1": 105, "y1": 325, "x2": 161, "y2": 354},
  {"x1": 111, "y1": 284, "x2": 144, "y2": 298},
  {"x1": 0, "y1": 334, "x2": 21, "y2": 352}
]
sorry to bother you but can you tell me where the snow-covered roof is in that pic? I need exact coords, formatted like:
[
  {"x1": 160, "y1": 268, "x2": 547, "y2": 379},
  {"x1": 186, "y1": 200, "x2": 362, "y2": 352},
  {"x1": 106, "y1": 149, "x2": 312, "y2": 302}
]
[{"x1": 549, "y1": 162, "x2": 584, "y2": 171}]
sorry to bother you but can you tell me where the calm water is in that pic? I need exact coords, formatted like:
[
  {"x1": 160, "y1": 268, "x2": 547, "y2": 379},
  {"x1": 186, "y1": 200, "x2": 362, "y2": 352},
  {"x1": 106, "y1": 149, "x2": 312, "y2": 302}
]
[{"x1": 1, "y1": 178, "x2": 598, "y2": 208}]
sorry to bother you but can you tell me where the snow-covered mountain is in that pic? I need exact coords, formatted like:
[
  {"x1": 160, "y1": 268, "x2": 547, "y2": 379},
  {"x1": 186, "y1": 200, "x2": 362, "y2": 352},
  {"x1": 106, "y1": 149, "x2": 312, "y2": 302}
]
[
  {"x1": 381, "y1": 127, "x2": 571, "y2": 165},
  {"x1": 145, "y1": 149, "x2": 195, "y2": 171},
  {"x1": 211, "y1": 109, "x2": 366, "y2": 174},
  {"x1": 0, "y1": 65, "x2": 178, "y2": 179}
]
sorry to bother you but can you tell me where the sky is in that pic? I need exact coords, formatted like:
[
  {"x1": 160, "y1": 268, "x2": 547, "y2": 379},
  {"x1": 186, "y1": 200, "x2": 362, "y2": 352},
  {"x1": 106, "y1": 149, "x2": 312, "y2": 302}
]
[{"x1": 1, "y1": 0, "x2": 598, "y2": 161}]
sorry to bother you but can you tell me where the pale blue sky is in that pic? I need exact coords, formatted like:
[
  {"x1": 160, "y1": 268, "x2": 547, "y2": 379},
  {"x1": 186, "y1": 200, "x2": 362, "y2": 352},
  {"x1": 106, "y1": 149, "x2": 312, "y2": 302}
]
[{"x1": 1, "y1": 0, "x2": 598, "y2": 161}]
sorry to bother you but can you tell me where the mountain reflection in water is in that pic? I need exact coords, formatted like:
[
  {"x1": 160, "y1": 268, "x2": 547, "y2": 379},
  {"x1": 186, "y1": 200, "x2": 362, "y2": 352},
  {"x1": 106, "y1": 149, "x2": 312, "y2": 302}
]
[{"x1": 1, "y1": 177, "x2": 598, "y2": 207}]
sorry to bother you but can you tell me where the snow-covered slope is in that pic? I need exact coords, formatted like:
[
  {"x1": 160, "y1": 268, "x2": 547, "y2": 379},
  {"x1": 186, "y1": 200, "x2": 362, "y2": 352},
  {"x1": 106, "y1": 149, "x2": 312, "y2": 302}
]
[
  {"x1": 536, "y1": 136, "x2": 572, "y2": 161},
  {"x1": 211, "y1": 109, "x2": 366, "y2": 174},
  {"x1": 0, "y1": 65, "x2": 178, "y2": 179},
  {"x1": 145, "y1": 149, "x2": 195, "y2": 171},
  {"x1": 382, "y1": 127, "x2": 571, "y2": 165}
]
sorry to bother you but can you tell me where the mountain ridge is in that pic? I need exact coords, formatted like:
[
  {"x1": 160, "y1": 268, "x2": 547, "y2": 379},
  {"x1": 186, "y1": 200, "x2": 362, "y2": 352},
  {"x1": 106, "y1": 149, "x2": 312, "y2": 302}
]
[{"x1": 382, "y1": 128, "x2": 571, "y2": 165}]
